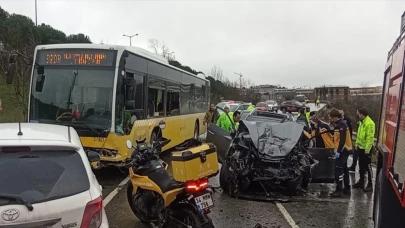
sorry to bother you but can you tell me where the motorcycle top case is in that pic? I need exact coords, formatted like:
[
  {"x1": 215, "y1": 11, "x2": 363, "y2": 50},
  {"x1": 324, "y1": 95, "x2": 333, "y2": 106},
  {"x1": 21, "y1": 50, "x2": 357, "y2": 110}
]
[{"x1": 170, "y1": 143, "x2": 219, "y2": 182}]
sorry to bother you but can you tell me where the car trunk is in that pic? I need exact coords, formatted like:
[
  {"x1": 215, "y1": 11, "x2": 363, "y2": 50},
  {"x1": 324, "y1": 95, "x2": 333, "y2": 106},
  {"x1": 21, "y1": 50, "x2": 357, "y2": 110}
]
[{"x1": 0, "y1": 191, "x2": 92, "y2": 227}]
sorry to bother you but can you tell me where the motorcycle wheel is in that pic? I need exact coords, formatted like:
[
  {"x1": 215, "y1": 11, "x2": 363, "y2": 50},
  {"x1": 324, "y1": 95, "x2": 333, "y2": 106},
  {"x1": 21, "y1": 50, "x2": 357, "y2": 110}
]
[
  {"x1": 126, "y1": 185, "x2": 154, "y2": 223},
  {"x1": 163, "y1": 208, "x2": 214, "y2": 228}
]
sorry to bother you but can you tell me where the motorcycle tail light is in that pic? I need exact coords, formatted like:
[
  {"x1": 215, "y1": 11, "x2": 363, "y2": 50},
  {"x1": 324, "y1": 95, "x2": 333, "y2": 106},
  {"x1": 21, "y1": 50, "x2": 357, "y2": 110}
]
[{"x1": 185, "y1": 179, "x2": 209, "y2": 193}]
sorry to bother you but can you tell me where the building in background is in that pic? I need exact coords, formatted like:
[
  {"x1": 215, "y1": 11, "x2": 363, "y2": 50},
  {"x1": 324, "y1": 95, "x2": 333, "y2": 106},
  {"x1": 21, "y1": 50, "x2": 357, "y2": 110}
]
[
  {"x1": 350, "y1": 86, "x2": 383, "y2": 95},
  {"x1": 315, "y1": 85, "x2": 350, "y2": 101}
]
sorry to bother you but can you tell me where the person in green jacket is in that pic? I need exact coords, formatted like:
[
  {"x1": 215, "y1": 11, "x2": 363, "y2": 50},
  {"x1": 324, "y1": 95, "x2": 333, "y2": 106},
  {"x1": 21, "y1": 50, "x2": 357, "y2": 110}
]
[
  {"x1": 316, "y1": 96, "x2": 320, "y2": 108},
  {"x1": 247, "y1": 104, "x2": 255, "y2": 111},
  {"x1": 216, "y1": 106, "x2": 234, "y2": 132},
  {"x1": 353, "y1": 107, "x2": 375, "y2": 192}
]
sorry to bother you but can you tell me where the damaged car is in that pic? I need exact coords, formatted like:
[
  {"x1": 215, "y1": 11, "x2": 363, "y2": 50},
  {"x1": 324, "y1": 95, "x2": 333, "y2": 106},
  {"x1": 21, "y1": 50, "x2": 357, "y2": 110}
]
[{"x1": 206, "y1": 106, "x2": 336, "y2": 197}]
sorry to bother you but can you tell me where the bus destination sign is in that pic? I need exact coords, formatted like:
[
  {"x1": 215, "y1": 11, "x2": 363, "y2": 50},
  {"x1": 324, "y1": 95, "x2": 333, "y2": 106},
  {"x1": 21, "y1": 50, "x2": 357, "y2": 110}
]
[{"x1": 37, "y1": 49, "x2": 116, "y2": 66}]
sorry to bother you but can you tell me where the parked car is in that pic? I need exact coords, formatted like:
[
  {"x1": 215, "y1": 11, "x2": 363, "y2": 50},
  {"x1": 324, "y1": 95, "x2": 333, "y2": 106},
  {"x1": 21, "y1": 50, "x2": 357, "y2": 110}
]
[
  {"x1": 205, "y1": 106, "x2": 335, "y2": 185},
  {"x1": 0, "y1": 123, "x2": 109, "y2": 227},
  {"x1": 227, "y1": 103, "x2": 253, "y2": 112},
  {"x1": 255, "y1": 102, "x2": 269, "y2": 111},
  {"x1": 265, "y1": 100, "x2": 278, "y2": 112},
  {"x1": 279, "y1": 100, "x2": 310, "y2": 113}
]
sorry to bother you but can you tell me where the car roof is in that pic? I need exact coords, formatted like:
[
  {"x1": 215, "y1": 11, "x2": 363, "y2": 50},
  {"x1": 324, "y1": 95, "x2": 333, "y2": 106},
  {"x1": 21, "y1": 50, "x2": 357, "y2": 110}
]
[{"x1": 0, "y1": 123, "x2": 81, "y2": 148}]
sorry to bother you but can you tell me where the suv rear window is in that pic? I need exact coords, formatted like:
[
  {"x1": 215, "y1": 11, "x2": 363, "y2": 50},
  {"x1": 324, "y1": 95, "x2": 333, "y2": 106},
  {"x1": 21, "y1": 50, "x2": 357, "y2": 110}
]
[{"x1": 0, "y1": 150, "x2": 90, "y2": 205}]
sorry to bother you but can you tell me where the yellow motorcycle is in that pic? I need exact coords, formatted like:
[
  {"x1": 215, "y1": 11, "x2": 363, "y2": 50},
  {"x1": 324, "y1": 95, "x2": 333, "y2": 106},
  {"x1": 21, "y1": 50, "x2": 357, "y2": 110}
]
[{"x1": 125, "y1": 126, "x2": 215, "y2": 228}]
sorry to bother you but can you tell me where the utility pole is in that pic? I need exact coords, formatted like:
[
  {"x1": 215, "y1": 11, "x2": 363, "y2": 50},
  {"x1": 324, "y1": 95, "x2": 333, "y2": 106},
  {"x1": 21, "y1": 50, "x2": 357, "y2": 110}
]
[
  {"x1": 123, "y1": 34, "x2": 138, "y2": 46},
  {"x1": 234, "y1": 72, "x2": 243, "y2": 89},
  {"x1": 35, "y1": 0, "x2": 38, "y2": 26}
]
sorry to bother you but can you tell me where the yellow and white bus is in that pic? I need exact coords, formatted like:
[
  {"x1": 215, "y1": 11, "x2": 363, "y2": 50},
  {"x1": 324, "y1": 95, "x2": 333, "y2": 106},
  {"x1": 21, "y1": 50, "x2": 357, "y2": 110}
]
[{"x1": 26, "y1": 44, "x2": 209, "y2": 168}]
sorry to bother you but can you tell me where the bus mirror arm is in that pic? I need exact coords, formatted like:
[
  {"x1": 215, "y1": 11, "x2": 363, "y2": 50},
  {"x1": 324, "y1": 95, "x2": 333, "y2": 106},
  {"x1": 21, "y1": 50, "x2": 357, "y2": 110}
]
[{"x1": 6, "y1": 50, "x2": 42, "y2": 85}]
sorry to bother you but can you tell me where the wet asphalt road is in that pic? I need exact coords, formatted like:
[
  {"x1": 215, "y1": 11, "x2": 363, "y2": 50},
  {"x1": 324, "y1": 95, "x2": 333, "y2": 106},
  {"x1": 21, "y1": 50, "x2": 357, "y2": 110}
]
[{"x1": 94, "y1": 103, "x2": 375, "y2": 228}]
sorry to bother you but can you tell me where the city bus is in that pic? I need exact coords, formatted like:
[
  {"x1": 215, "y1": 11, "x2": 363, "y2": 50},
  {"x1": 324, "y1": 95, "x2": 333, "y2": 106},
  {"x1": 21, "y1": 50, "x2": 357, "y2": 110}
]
[
  {"x1": 373, "y1": 10, "x2": 405, "y2": 227},
  {"x1": 7, "y1": 44, "x2": 210, "y2": 169}
]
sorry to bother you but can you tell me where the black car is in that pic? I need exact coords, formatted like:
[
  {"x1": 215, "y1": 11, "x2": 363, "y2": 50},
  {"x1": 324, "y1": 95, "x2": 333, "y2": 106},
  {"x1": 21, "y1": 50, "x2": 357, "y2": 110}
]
[{"x1": 206, "y1": 106, "x2": 335, "y2": 184}]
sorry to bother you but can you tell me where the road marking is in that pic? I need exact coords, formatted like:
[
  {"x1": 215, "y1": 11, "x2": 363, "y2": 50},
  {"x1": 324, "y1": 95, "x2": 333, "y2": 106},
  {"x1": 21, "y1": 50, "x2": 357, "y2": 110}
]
[
  {"x1": 276, "y1": 202, "x2": 300, "y2": 228},
  {"x1": 104, "y1": 176, "x2": 130, "y2": 206}
]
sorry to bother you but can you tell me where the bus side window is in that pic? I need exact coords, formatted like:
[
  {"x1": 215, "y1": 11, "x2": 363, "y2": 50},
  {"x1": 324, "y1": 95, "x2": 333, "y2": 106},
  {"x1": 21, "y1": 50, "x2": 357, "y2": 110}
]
[
  {"x1": 148, "y1": 77, "x2": 166, "y2": 118},
  {"x1": 124, "y1": 71, "x2": 145, "y2": 134},
  {"x1": 166, "y1": 81, "x2": 180, "y2": 116}
]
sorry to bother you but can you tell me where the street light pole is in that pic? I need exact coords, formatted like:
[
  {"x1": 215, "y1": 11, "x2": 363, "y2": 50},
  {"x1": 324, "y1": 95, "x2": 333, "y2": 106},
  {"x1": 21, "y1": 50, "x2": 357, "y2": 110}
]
[
  {"x1": 35, "y1": 0, "x2": 38, "y2": 26},
  {"x1": 123, "y1": 34, "x2": 138, "y2": 46}
]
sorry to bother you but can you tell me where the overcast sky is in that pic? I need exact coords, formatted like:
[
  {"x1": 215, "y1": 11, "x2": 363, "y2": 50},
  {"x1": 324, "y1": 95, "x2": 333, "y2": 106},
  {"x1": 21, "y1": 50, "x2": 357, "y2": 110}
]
[{"x1": 2, "y1": 0, "x2": 404, "y2": 87}]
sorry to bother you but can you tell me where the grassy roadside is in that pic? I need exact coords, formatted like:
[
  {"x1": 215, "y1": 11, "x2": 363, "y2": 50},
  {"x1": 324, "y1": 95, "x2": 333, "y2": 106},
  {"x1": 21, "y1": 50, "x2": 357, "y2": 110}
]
[{"x1": 0, "y1": 80, "x2": 24, "y2": 123}]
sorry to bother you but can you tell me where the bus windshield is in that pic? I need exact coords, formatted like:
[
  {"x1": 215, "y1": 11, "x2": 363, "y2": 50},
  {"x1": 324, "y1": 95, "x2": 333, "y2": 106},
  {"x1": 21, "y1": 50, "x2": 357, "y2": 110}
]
[{"x1": 29, "y1": 66, "x2": 115, "y2": 135}]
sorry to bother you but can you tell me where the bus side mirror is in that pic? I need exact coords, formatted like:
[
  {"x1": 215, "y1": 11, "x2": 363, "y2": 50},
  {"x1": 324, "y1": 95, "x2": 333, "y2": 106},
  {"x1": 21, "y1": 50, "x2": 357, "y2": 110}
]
[
  {"x1": 8, "y1": 54, "x2": 18, "y2": 64},
  {"x1": 6, "y1": 63, "x2": 16, "y2": 84},
  {"x1": 37, "y1": 66, "x2": 44, "y2": 75}
]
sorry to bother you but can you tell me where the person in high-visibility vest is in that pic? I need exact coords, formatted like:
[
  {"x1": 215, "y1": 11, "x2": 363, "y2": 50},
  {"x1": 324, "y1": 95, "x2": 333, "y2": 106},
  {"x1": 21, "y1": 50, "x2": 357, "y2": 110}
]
[
  {"x1": 216, "y1": 106, "x2": 234, "y2": 132},
  {"x1": 353, "y1": 107, "x2": 375, "y2": 192},
  {"x1": 316, "y1": 96, "x2": 320, "y2": 107},
  {"x1": 247, "y1": 104, "x2": 255, "y2": 111}
]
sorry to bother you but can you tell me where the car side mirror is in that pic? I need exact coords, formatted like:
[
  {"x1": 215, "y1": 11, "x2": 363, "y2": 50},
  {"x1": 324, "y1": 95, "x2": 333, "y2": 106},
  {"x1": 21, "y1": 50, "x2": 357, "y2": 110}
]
[{"x1": 87, "y1": 150, "x2": 101, "y2": 162}]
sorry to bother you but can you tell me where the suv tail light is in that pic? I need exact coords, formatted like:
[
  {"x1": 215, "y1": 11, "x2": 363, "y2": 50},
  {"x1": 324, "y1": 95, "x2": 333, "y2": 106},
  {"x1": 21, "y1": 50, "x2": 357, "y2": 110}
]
[
  {"x1": 81, "y1": 196, "x2": 103, "y2": 228},
  {"x1": 185, "y1": 179, "x2": 209, "y2": 193}
]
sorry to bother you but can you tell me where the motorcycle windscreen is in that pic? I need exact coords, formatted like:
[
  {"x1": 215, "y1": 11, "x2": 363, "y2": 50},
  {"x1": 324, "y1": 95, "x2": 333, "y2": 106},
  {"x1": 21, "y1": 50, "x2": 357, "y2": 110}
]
[{"x1": 239, "y1": 120, "x2": 303, "y2": 158}]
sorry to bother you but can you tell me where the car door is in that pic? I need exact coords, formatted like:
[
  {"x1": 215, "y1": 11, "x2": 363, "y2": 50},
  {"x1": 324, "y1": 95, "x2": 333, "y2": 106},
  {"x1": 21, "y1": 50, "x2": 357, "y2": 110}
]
[
  {"x1": 206, "y1": 106, "x2": 233, "y2": 164},
  {"x1": 308, "y1": 147, "x2": 336, "y2": 183}
]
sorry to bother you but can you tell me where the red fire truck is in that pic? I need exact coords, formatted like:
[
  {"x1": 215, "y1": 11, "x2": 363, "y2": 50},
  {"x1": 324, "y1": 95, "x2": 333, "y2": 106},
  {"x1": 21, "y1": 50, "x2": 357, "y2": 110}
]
[{"x1": 373, "y1": 10, "x2": 405, "y2": 227}]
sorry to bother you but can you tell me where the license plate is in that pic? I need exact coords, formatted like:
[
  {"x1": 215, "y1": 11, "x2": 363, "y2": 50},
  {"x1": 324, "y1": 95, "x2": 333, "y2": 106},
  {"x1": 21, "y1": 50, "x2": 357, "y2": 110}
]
[{"x1": 194, "y1": 193, "x2": 214, "y2": 211}]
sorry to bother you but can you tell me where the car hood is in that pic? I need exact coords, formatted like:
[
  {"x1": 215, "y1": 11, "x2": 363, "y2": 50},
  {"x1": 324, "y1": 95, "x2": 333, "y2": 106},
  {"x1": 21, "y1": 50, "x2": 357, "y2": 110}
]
[{"x1": 239, "y1": 120, "x2": 304, "y2": 157}]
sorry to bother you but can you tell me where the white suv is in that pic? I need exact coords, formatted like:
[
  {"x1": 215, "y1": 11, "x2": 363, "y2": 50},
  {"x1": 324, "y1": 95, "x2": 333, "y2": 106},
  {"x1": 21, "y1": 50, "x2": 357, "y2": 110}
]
[{"x1": 0, "y1": 123, "x2": 109, "y2": 227}]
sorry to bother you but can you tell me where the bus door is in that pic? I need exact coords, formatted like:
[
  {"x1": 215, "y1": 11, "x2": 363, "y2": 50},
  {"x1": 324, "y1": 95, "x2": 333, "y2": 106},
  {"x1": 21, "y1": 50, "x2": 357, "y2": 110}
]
[{"x1": 124, "y1": 71, "x2": 148, "y2": 142}]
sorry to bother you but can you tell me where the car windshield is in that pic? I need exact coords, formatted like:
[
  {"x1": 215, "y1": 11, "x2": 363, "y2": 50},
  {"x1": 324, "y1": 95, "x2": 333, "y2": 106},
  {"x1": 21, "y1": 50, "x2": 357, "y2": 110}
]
[
  {"x1": 29, "y1": 66, "x2": 114, "y2": 135},
  {"x1": 267, "y1": 101, "x2": 276, "y2": 104},
  {"x1": 257, "y1": 102, "x2": 266, "y2": 107},
  {"x1": 0, "y1": 150, "x2": 90, "y2": 205},
  {"x1": 229, "y1": 104, "x2": 240, "y2": 112}
]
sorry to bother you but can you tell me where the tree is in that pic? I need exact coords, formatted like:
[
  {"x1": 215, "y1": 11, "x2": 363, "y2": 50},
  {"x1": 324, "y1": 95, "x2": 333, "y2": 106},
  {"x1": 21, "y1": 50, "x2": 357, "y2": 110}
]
[
  {"x1": 210, "y1": 65, "x2": 223, "y2": 81},
  {"x1": 66, "y1": 33, "x2": 92, "y2": 43},
  {"x1": 147, "y1": 38, "x2": 198, "y2": 75},
  {"x1": 36, "y1": 23, "x2": 67, "y2": 44},
  {"x1": 0, "y1": 7, "x2": 94, "y2": 119}
]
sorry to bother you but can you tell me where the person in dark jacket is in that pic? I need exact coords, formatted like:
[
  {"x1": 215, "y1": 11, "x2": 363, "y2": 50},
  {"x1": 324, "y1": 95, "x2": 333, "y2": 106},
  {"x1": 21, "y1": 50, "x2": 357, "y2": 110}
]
[
  {"x1": 337, "y1": 110, "x2": 357, "y2": 172},
  {"x1": 340, "y1": 110, "x2": 353, "y2": 138},
  {"x1": 329, "y1": 108, "x2": 353, "y2": 197},
  {"x1": 309, "y1": 115, "x2": 333, "y2": 148}
]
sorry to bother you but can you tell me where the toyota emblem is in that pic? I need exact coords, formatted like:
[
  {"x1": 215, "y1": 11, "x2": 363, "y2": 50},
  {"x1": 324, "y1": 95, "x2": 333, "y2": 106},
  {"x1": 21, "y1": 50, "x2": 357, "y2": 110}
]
[{"x1": 1, "y1": 208, "x2": 20, "y2": 221}]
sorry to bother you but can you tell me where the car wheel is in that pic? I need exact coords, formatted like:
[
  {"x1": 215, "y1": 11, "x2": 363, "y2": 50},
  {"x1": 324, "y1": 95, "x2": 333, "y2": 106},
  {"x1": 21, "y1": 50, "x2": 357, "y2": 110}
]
[{"x1": 220, "y1": 162, "x2": 232, "y2": 191}]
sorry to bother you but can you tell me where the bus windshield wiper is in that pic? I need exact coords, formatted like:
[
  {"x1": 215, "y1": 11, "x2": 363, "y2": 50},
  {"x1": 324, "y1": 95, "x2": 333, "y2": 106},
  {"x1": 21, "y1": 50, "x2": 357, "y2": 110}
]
[
  {"x1": 82, "y1": 123, "x2": 101, "y2": 136},
  {"x1": 0, "y1": 193, "x2": 34, "y2": 211}
]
